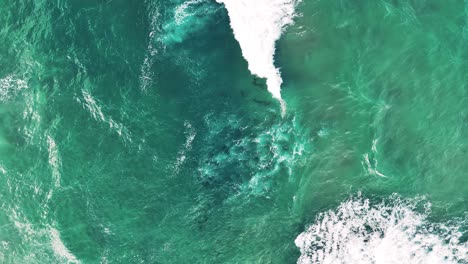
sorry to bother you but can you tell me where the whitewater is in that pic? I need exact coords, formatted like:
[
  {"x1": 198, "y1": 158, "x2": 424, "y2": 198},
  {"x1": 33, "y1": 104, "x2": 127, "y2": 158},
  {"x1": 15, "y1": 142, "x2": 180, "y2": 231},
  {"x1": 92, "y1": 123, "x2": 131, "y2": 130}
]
[
  {"x1": 295, "y1": 195, "x2": 468, "y2": 264},
  {"x1": 216, "y1": 0, "x2": 300, "y2": 114}
]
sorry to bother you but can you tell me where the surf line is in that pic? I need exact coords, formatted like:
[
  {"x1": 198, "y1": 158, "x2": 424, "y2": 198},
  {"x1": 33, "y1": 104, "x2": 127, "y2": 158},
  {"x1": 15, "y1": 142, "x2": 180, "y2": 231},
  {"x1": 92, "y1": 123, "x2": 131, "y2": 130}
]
[{"x1": 216, "y1": 0, "x2": 300, "y2": 116}]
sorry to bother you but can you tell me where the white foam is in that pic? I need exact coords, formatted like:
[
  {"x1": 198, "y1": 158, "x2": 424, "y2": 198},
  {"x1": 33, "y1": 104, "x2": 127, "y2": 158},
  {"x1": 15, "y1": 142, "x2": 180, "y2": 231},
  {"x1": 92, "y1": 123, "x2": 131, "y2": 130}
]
[
  {"x1": 162, "y1": 0, "x2": 216, "y2": 44},
  {"x1": 0, "y1": 163, "x2": 7, "y2": 174},
  {"x1": 216, "y1": 0, "x2": 300, "y2": 114},
  {"x1": 46, "y1": 135, "x2": 61, "y2": 189},
  {"x1": 295, "y1": 195, "x2": 467, "y2": 264},
  {"x1": 7, "y1": 206, "x2": 81, "y2": 262},
  {"x1": 79, "y1": 89, "x2": 131, "y2": 141},
  {"x1": 0, "y1": 74, "x2": 28, "y2": 102},
  {"x1": 140, "y1": 3, "x2": 160, "y2": 92},
  {"x1": 174, "y1": 0, "x2": 204, "y2": 25},
  {"x1": 173, "y1": 121, "x2": 196, "y2": 175},
  {"x1": 50, "y1": 228, "x2": 80, "y2": 263}
]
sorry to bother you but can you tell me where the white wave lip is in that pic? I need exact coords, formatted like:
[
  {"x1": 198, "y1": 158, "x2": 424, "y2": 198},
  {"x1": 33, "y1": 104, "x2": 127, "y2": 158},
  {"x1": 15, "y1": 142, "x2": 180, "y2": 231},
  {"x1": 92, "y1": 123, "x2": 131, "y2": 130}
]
[
  {"x1": 295, "y1": 195, "x2": 467, "y2": 264},
  {"x1": 217, "y1": 0, "x2": 299, "y2": 112}
]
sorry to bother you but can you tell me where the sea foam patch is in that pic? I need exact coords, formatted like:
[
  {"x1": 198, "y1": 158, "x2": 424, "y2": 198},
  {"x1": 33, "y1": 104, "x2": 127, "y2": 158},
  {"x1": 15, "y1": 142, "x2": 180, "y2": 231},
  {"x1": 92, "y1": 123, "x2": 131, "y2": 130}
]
[
  {"x1": 216, "y1": 0, "x2": 300, "y2": 114},
  {"x1": 295, "y1": 195, "x2": 467, "y2": 264}
]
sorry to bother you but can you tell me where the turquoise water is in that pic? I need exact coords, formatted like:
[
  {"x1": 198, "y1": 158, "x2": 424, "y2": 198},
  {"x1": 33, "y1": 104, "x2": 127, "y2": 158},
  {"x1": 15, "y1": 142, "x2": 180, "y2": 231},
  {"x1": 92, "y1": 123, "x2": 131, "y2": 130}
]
[{"x1": 0, "y1": 0, "x2": 467, "y2": 263}]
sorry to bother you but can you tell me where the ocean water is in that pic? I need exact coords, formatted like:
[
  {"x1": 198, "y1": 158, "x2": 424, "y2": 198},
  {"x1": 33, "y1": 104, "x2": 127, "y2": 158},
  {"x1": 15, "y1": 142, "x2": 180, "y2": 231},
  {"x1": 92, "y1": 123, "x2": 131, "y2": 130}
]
[{"x1": 0, "y1": 0, "x2": 467, "y2": 263}]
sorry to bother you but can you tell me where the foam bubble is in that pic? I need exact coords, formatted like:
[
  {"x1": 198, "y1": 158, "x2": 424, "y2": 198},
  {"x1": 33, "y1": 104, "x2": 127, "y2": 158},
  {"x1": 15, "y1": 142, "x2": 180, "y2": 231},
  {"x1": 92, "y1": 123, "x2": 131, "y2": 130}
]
[
  {"x1": 216, "y1": 0, "x2": 300, "y2": 114},
  {"x1": 295, "y1": 195, "x2": 467, "y2": 264}
]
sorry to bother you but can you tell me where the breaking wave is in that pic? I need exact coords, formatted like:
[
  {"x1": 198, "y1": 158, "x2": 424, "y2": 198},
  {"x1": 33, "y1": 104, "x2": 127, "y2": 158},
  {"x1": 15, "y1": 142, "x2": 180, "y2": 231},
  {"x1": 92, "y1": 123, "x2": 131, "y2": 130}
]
[
  {"x1": 295, "y1": 195, "x2": 468, "y2": 264},
  {"x1": 216, "y1": 0, "x2": 301, "y2": 114},
  {"x1": 50, "y1": 227, "x2": 80, "y2": 263}
]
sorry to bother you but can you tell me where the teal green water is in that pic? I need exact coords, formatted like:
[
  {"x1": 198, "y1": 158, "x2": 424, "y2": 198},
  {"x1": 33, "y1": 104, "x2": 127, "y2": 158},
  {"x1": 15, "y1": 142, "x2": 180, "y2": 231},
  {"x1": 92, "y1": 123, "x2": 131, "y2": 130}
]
[{"x1": 0, "y1": 0, "x2": 467, "y2": 263}]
